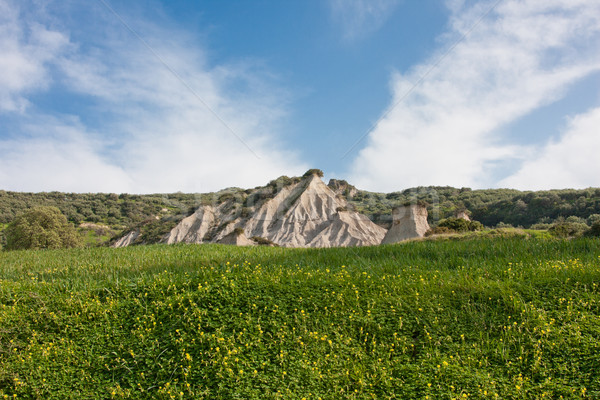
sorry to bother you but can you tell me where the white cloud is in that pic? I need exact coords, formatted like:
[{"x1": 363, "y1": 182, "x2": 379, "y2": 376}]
[
  {"x1": 0, "y1": 0, "x2": 70, "y2": 112},
  {"x1": 0, "y1": 117, "x2": 133, "y2": 193},
  {"x1": 499, "y1": 107, "x2": 600, "y2": 190},
  {"x1": 329, "y1": 0, "x2": 400, "y2": 41},
  {"x1": 0, "y1": 1, "x2": 307, "y2": 193},
  {"x1": 348, "y1": 0, "x2": 600, "y2": 191}
]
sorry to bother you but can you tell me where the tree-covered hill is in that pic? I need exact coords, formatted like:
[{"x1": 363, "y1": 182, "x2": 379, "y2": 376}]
[
  {"x1": 1, "y1": 180, "x2": 600, "y2": 246},
  {"x1": 347, "y1": 185, "x2": 600, "y2": 229}
]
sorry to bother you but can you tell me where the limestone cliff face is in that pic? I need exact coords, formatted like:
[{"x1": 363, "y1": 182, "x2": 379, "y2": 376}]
[
  {"x1": 381, "y1": 204, "x2": 430, "y2": 244},
  {"x1": 115, "y1": 173, "x2": 385, "y2": 248}
]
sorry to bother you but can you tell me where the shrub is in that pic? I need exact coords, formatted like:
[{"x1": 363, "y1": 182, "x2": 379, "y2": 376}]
[
  {"x1": 530, "y1": 223, "x2": 552, "y2": 230},
  {"x1": 549, "y1": 221, "x2": 588, "y2": 238},
  {"x1": 4, "y1": 206, "x2": 82, "y2": 250},
  {"x1": 587, "y1": 214, "x2": 600, "y2": 226},
  {"x1": 584, "y1": 221, "x2": 600, "y2": 237},
  {"x1": 425, "y1": 226, "x2": 453, "y2": 236},
  {"x1": 438, "y1": 217, "x2": 482, "y2": 232},
  {"x1": 250, "y1": 236, "x2": 278, "y2": 246},
  {"x1": 302, "y1": 169, "x2": 324, "y2": 178},
  {"x1": 267, "y1": 175, "x2": 300, "y2": 190},
  {"x1": 240, "y1": 207, "x2": 252, "y2": 218}
]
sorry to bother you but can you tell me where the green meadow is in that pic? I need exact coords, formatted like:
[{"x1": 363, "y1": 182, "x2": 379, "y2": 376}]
[{"x1": 1, "y1": 238, "x2": 599, "y2": 399}]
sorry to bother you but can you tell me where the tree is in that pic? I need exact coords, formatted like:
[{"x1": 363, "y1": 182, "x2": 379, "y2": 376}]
[
  {"x1": 4, "y1": 207, "x2": 82, "y2": 250},
  {"x1": 438, "y1": 217, "x2": 483, "y2": 232},
  {"x1": 585, "y1": 221, "x2": 600, "y2": 237}
]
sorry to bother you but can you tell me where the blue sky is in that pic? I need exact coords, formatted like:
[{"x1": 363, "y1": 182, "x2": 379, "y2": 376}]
[{"x1": 0, "y1": 0, "x2": 599, "y2": 193}]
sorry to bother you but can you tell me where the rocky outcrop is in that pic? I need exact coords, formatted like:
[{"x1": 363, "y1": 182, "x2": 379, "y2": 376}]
[
  {"x1": 455, "y1": 211, "x2": 471, "y2": 221},
  {"x1": 308, "y1": 211, "x2": 386, "y2": 247},
  {"x1": 381, "y1": 204, "x2": 430, "y2": 244},
  {"x1": 163, "y1": 206, "x2": 216, "y2": 244},
  {"x1": 111, "y1": 230, "x2": 141, "y2": 247},
  {"x1": 116, "y1": 172, "x2": 386, "y2": 248},
  {"x1": 328, "y1": 179, "x2": 358, "y2": 199}
]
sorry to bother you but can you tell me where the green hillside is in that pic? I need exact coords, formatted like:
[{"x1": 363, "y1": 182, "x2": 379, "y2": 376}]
[
  {"x1": 348, "y1": 186, "x2": 600, "y2": 229},
  {"x1": 2, "y1": 182, "x2": 600, "y2": 247},
  {"x1": 1, "y1": 237, "x2": 599, "y2": 398}
]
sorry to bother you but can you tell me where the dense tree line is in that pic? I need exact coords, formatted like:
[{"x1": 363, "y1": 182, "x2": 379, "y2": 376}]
[
  {"x1": 1, "y1": 182, "x2": 600, "y2": 247},
  {"x1": 347, "y1": 186, "x2": 600, "y2": 229},
  {"x1": 0, "y1": 191, "x2": 209, "y2": 228}
]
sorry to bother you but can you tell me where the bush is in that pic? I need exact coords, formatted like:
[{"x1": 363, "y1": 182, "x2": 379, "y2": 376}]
[
  {"x1": 549, "y1": 221, "x2": 589, "y2": 238},
  {"x1": 530, "y1": 223, "x2": 552, "y2": 230},
  {"x1": 587, "y1": 214, "x2": 600, "y2": 226},
  {"x1": 438, "y1": 217, "x2": 483, "y2": 232},
  {"x1": 250, "y1": 236, "x2": 278, "y2": 246},
  {"x1": 425, "y1": 226, "x2": 454, "y2": 236},
  {"x1": 4, "y1": 206, "x2": 82, "y2": 250},
  {"x1": 585, "y1": 221, "x2": 600, "y2": 237},
  {"x1": 303, "y1": 169, "x2": 324, "y2": 178}
]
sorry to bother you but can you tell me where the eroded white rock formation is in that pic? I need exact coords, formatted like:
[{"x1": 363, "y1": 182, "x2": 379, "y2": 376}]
[
  {"x1": 381, "y1": 204, "x2": 430, "y2": 244},
  {"x1": 116, "y1": 173, "x2": 386, "y2": 248}
]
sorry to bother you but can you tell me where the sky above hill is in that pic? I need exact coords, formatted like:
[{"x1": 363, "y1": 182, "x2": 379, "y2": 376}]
[{"x1": 1, "y1": 0, "x2": 599, "y2": 193}]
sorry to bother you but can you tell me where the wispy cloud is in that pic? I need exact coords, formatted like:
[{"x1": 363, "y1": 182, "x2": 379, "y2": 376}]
[
  {"x1": 329, "y1": 0, "x2": 400, "y2": 41},
  {"x1": 0, "y1": 0, "x2": 70, "y2": 112},
  {"x1": 348, "y1": 0, "x2": 600, "y2": 191},
  {"x1": 499, "y1": 106, "x2": 600, "y2": 190},
  {"x1": 0, "y1": 0, "x2": 307, "y2": 193}
]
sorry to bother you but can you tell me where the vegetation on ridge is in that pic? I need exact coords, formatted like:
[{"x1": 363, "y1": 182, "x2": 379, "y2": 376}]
[{"x1": 1, "y1": 176, "x2": 600, "y2": 247}]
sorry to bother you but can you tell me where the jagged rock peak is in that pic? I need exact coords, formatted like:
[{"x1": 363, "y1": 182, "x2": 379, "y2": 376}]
[
  {"x1": 155, "y1": 172, "x2": 386, "y2": 248},
  {"x1": 328, "y1": 179, "x2": 358, "y2": 198}
]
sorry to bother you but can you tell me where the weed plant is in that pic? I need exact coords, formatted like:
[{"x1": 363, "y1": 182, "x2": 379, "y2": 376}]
[{"x1": 1, "y1": 238, "x2": 599, "y2": 399}]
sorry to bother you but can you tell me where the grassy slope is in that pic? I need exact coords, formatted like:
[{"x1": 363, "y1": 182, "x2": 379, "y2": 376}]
[{"x1": 1, "y1": 238, "x2": 599, "y2": 399}]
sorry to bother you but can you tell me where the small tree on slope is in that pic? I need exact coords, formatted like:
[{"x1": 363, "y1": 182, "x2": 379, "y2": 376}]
[{"x1": 4, "y1": 206, "x2": 82, "y2": 250}]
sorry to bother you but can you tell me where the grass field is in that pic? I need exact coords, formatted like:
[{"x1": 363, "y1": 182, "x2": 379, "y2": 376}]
[{"x1": 1, "y1": 238, "x2": 599, "y2": 399}]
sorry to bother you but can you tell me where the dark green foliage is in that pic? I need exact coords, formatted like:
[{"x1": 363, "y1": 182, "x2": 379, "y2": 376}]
[
  {"x1": 2, "y1": 181, "x2": 600, "y2": 246},
  {"x1": 438, "y1": 217, "x2": 483, "y2": 232},
  {"x1": 585, "y1": 221, "x2": 600, "y2": 237},
  {"x1": 302, "y1": 168, "x2": 324, "y2": 178},
  {"x1": 425, "y1": 226, "x2": 454, "y2": 236},
  {"x1": 233, "y1": 227, "x2": 245, "y2": 235},
  {"x1": 587, "y1": 214, "x2": 600, "y2": 226},
  {"x1": 267, "y1": 175, "x2": 301, "y2": 190},
  {"x1": 347, "y1": 186, "x2": 600, "y2": 229},
  {"x1": 0, "y1": 190, "x2": 205, "y2": 228},
  {"x1": 240, "y1": 207, "x2": 252, "y2": 218},
  {"x1": 3, "y1": 206, "x2": 82, "y2": 250},
  {"x1": 250, "y1": 236, "x2": 278, "y2": 246},
  {"x1": 530, "y1": 223, "x2": 553, "y2": 230},
  {"x1": 549, "y1": 221, "x2": 589, "y2": 238}
]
